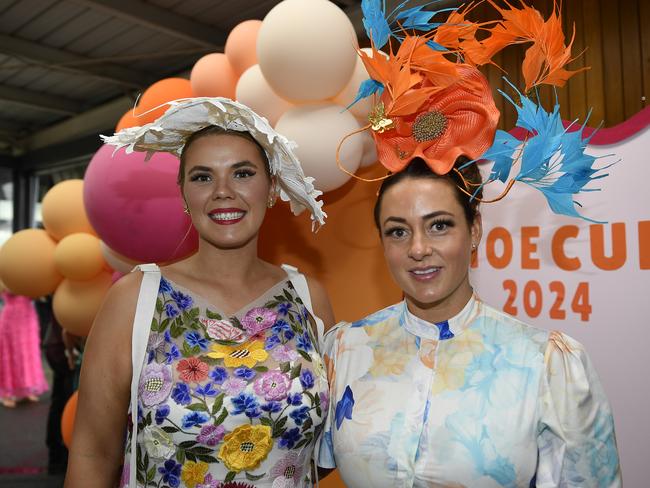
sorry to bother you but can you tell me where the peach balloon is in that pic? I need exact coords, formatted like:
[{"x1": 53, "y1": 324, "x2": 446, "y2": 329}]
[
  {"x1": 135, "y1": 78, "x2": 194, "y2": 124},
  {"x1": 99, "y1": 241, "x2": 140, "y2": 274},
  {"x1": 257, "y1": 0, "x2": 358, "y2": 102},
  {"x1": 190, "y1": 53, "x2": 238, "y2": 99},
  {"x1": 115, "y1": 109, "x2": 139, "y2": 131},
  {"x1": 225, "y1": 19, "x2": 262, "y2": 76},
  {"x1": 61, "y1": 390, "x2": 78, "y2": 448},
  {"x1": 53, "y1": 271, "x2": 112, "y2": 336},
  {"x1": 54, "y1": 233, "x2": 105, "y2": 281},
  {"x1": 41, "y1": 179, "x2": 95, "y2": 241},
  {"x1": 0, "y1": 229, "x2": 62, "y2": 298},
  {"x1": 359, "y1": 127, "x2": 378, "y2": 168},
  {"x1": 236, "y1": 64, "x2": 293, "y2": 126},
  {"x1": 275, "y1": 103, "x2": 363, "y2": 192}
]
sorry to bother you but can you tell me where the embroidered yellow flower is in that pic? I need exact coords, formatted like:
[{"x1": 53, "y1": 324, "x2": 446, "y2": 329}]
[
  {"x1": 180, "y1": 460, "x2": 209, "y2": 488},
  {"x1": 207, "y1": 340, "x2": 268, "y2": 368},
  {"x1": 218, "y1": 424, "x2": 273, "y2": 472}
]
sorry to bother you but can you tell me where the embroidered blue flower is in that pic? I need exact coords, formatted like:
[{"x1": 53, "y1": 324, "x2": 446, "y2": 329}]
[
  {"x1": 181, "y1": 411, "x2": 209, "y2": 429},
  {"x1": 155, "y1": 405, "x2": 170, "y2": 425},
  {"x1": 289, "y1": 406, "x2": 311, "y2": 425},
  {"x1": 195, "y1": 382, "x2": 218, "y2": 397},
  {"x1": 171, "y1": 383, "x2": 191, "y2": 406},
  {"x1": 209, "y1": 367, "x2": 228, "y2": 383},
  {"x1": 158, "y1": 459, "x2": 181, "y2": 487},
  {"x1": 272, "y1": 319, "x2": 291, "y2": 334},
  {"x1": 164, "y1": 344, "x2": 181, "y2": 364},
  {"x1": 171, "y1": 290, "x2": 193, "y2": 311},
  {"x1": 279, "y1": 427, "x2": 302, "y2": 449},
  {"x1": 165, "y1": 303, "x2": 179, "y2": 318},
  {"x1": 296, "y1": 331, "x2": 312, "y2": 352},
  {"x1": 231, "y1": 393, "x2": 262, "y2": 418},
  {"x1": 278, "y1": 302, "x2": 292, "y2": 315},
  {"x1": 234, "y1": 367, "x2": 256, "y2": 380},
  {"x1": 261, "y1": 401, "x2": 283, "y2": 413},
  {"x1": 265, "y1": 334, "x2": 281, "y2": 350},
  {"x1": 164, "y1": 330, "x2": 172, "y2": 342},
  {"x1": 335, "y1": 386, "x2": 355, "y2": 430},
  {"x1": 185, "y1": 331, "x2": 208, "y2": 350},
  {"x1": 159, "y1": 278, "x2": 173, "y2": 294},
  {"x1": 300, "y1": 369, "x2": 315, "y2": 390},
  {"x1": 287, "y1": 392, "x2": 303, "y2": 406}
]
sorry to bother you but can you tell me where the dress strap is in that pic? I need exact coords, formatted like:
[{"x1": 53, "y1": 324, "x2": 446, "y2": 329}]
[
  {"x1": 281, "y1": 264, "x2": 325, "y2": 352},
  {"x1": 129, "y1": 263, "x2": 161, "y2": 488}
]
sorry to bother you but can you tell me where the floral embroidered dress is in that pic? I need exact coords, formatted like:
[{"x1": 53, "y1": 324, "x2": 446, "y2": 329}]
[
  {"x1": 122, "y1": 274, "x2": 328, "y2": 488},
  {"x1": 318, "y1": 295, "x2": 621, "y2": 488}
]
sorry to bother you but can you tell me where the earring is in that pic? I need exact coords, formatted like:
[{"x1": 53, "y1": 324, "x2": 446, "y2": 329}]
[
  {"x1": 267, "y1": 184, "x2": 277, "y2": 208},
  {"x1": 471, "y1": 243, "x2": 477, "y2": 250},
  {"x1": 183, "y1": 204, "x2": 190, "y2": 214}
]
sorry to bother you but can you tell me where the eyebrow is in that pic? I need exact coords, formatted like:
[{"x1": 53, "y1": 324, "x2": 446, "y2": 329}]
[
  {"x1": 187, "y1": 160, "x2": 257, "y2": 173},
  {"x1": 382, "y1": 210, "x2": 454, "y2": 226}
]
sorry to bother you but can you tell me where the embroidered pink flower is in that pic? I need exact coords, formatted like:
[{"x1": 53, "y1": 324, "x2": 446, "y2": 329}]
[
  {"x1": 271, "y1": 344, "x2": 300, "y2": 363},
  {"x1": 320, "y1": 391, "x2": 329, "y2": 412},
  {"x1": 221, "y1": 377, "x2": 248, "y2": 396},
  {"x1": 139, "y1": 363, "x2": 173, "y2": 406},
  {"x1": 269, "y1": 451, "x2": 305, "y2": 487},
  {"x1": 200, "y1": 317, "x2": 245, "y2": 342},
  {"x1": 196, "y1": 424, "x2": 226, "y2": 446},
  {"x1": 241, "y1": 307, "x2": 278, "y2": 335},
  {"x1": 196, "y1": 473, "x2": 220, "y2": 488},
  {"x1": 177, "y1": 357, "x2": 209, "y2": 383},
  {"x1": 253, "y1": 371, "x2": 291, "y2": 401}
]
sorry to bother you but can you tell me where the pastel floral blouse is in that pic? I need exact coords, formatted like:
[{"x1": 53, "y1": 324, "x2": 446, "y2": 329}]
[
  {"x1": 318, "y1": 295, "x2": 621, "y2": 487},
  {"x1": 121, "y1": 275, "x2": 328, "y2": 488}
]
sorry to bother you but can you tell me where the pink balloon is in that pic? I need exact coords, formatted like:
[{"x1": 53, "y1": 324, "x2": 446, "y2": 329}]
[{"x1": 83, "y1": 145, "x2": 198, "y2": 263}]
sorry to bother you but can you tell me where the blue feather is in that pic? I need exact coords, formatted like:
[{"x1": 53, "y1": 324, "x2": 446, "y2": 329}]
[
  {"x1": 346, "y1": 78, "x2": 384, "y2": 111},
  {"x1": 362, "y1": 0, "x2": 391, "y2": 49}
]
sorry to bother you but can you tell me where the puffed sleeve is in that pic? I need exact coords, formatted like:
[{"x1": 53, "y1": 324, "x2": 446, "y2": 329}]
[
  {"x1": 535, "y1": 331, "x2": 622, "y2": 487},
  {"x1": 316, "y1": 322, "x2": 344, "y2": 469}
]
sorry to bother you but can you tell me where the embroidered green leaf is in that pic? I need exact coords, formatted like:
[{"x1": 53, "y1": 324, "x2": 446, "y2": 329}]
[
  {"x1": 279, "y1": 362, "x2": 291, "y2": 373},
  {"x1": 151, "y1": 318, "x2": 160, "y2": 332},
  {"x1": 187, "y1": 446, "x2": 214, "y2": 455},
  {"x1": 215, "y1": 407, "x2": 229, "y2": 425},
  {"x1": 145, "y1": 411, "x2": 152, "y2": 425},
  {"x1": 170, "y1": 321, "x2": 184, "y2": 339},
  {"x1": 146, "y1": 466, "x2": 156, "y2": 482},
  {"x1": 294, "y1": 438, "x2": 310, "y2": 449},
  {"x1": 245, "y1": 471, "x2": 266, "y2": 481},
  {"x1": 161, "y1": 317, "x2": 170, "y2": 331},
  {"x1": 196, "y1": 454, "x2": 219, "y2": 463},
  {"x1": 191, "y1": 345, "x2": 201, "y2": 355},
  {"x1": 225, "y1": 471, "x2": 236, "y2": 483},
  {"x1": 181, "y1": 342, "x2": 193, "y2": 357},
  {"x1": 178, "y1": 440, "x2": 198, "y2": 449},
  {"x1": 253, "y1": 365, "x2": 268, "y2": 372},
  {"x1": 272, "y1": 416, "x2": 288, "y2": 437},
  {"x1": 290, "y1": 363, "x2": 302, "y2": 380},
  {"x1": 213, "y1": 339, "x2": 241, "y2": 346},
  {"x1": 161, "y1": 426, "x2": 179, "y2": 433},
  {"x1": 206, "y1": 309, "x2": 222, "y2": 320},
  {"x1": 283, "y1": 289, "x2": 293, "y2": 302},
  {"x1": 301, "y1": 417, "x2": 313, "y2": 432},
  {"x1": 176, "y1": 449, "x2": 186, "y2": 464},
  {"x1": 185, "y1": 451, "x2": 197, "y2": 462},
  {"x1": 273, "y1": 295, "x2": 286, "y2": 302},
  {"x1": 259, "y1": 417, "x2": 272, "y2": 427},
  {"x1": 295, "y1": 296, "x2": 304, "y2": 305},
  {"x1": 186, "y1": 402, "x2": 208, "y2": 412},
  {"x1": 298, "y1": 350, "x2": 312, "y2": 362},
  {"x1": 156, "y1": 298, "x2": 163, "y2": 313},
  {"x1": 211, "y1": 393, "x2": 224, "y2": 416},
  {"x1": 230, "y1": 317, "x2": 244, "y2": 330},
  {"x1": 316, "y1": 406, "x2": 322, "y2": 417}
]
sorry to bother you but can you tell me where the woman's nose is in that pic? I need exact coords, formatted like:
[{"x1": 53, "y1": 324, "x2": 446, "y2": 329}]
[
  {"x1": 212, "y1": 178, "x2": 234, "y2": 199},
  {"x1": 408, "y1": 232, "x2": 432, "y2": 260}
]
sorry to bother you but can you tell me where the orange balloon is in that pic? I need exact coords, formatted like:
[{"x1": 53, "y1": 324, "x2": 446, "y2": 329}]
[
  {"x1": 53, "y1": 271, "x2": 113, "y2": 336},
  {"x1": 42, "y1": 179, "x2": 95, "y2": 241},
  {"x1": 115, "y1": 109, "x2": 139, "y2": 131},
  {"x1": 61, "y1": 391, "x2": 78, "y2": 448},
  {"x1": 135, "y1": 78, "x2": 194, "y2": 124},
  {"x1": 190, "y1": 53, "x2": 238, "y2": 99},
  {"x1": 54, "y1": 233, "x2": 105, "y2": 281},
  {"x1": 0, "y1": 229, "x2": 62, "y2": 297},
  {"x1": 225, "y1": 19, "x2": 263, "y2": 76}
]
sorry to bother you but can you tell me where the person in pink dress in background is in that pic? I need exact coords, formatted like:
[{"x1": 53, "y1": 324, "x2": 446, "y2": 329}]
[{"x1": 0, "y1": 281, "x2": 49, "y2": 408}]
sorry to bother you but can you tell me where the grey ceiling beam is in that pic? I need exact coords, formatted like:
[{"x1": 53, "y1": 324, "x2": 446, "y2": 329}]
[
  {"x1": 0, "y1": 33, "x2": 152, "y2": 89},
  {"x1": 0, "y1": 84, "x2": 84, "y2": 115},
  {"x1": 69, "y1": 0, "x2": 227, "y2": 48}
]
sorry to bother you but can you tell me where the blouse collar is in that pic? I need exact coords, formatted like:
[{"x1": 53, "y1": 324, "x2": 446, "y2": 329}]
[{"x1": 400, "y1": 294, "x2": 480, "y2": 341}]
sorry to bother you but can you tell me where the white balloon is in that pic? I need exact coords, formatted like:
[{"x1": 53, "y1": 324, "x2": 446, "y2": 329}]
[
  {"x1": 236, "y1": 64, "x2": 293, "y2": 126},
  {"x1": 99, "y1": 241, "x2": 140, "y2": 274},
  {"x1": 275, "y1": 103, "x2": 363, "y2": 192},
  {"x1": 257, "y1": 0, "x2": 358, "y2": 102},
  {"x1": 359, "y1": 129, "x2": 378, "y2": 168}
]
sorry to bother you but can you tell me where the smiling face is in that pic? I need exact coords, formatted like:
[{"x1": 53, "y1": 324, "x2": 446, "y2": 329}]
[
  {"x1": 378, "y1": 177, "x2": 482, "y2": 321},
  {"x1": 181, "y1": 133, "x2": 272, "y2": 250}
]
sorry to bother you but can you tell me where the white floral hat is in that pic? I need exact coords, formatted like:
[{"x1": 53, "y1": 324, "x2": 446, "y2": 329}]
[{"x1": 101, "y1": 97, "x2": 326, "y2": 229}]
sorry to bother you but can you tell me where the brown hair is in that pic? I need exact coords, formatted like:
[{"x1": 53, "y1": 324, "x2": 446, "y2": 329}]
[
  {"x1": 373, "y1": 157, "x2": 483, "y2": 229},
  {"x1": 177, "y1": 125, "x2": 270, "y2": 186}
]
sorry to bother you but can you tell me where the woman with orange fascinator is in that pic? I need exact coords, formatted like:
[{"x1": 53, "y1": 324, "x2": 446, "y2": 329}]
[{"x1": 317, "y1": 1, "x2": 621, "y2": 487}]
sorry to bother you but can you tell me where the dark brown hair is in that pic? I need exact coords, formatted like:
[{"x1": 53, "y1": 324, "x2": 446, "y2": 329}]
[
  {"x1": 177, "y1": 125, "x2": 270, "y2": 185},
  {"x1": 373, "y1": 157, "x2": 483, "y2": 229}
]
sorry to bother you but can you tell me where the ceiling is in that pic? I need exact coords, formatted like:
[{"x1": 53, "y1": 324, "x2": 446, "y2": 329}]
[{"x1": 0, "y1": 0, "x2": 460, "y2": 174}]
